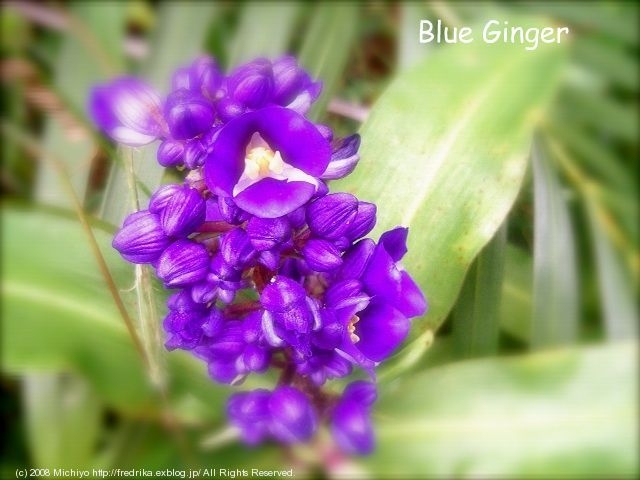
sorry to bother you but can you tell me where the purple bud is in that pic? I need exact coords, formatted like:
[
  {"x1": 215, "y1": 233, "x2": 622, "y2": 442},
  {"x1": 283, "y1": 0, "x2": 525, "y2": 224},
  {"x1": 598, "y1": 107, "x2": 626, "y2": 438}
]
[
  {"x1": 286, "y1": 207, "x2": 306, "y2": 229},
  {"x1": 306, "y1": 193, "x2": 358, "y2": 240},
  {"x1": 227, "y1": 389, "x2": 271, "y2": 445},
  {"x1": 269, "y1": 387, "x2": 317, "y2": 443},
  {"x1": 302, "y1": 238, "x2": 343, "y2": 272},
  {"x1": 345, "y1": 202, "x2": 377, "y2": 241},
  {"x1": 220, "y1": 228, "x2": 256, "y2": 268},
  {"x1": 321, "y1": 135, "x2": 361, "y2": 180},
  {"x1": 216, "y1": 97, "x2": 246, "y2": 121},
  {"x1": 218, "y1": 196, "x2": 250, "y2": 225},
  {"x1": 242, "y1": 344, "x2": 270, "y2": 373},
  {"x1": 163, "y1": 308, "x2": 204, "y2": 350},
  {"x1": 156, "y1": 239, "x2": 209, "y2": 288},
  {"x1": 208, "y1": 360, "x2": 240, "y2": 385},
  {"x1": 191, "y1": 280, "x2": 219, "y2": 304},
  {"x1": 343, "y1": 381, "x2": 377, "y2": 407},
  {"x1": 311, "y1": 309, "x2": 344, "y2": 350},
  {"x1": 164, "y1": 89, "x2": 215, "y2": 140},
  {"x1": 171, "y1": 67, "x2": 192, "y2": 91},
  {"x1": 157, "y1": 140, "x2": 185, "y2": 167},
  {"x1": 331, "y1": 392, "x2": 375, "y2": 455},
  {"x1": 184, "y1": 139, "x2": 209, "y2": 169},
  {"x1": 246, "y1": 217, "x2": 292, "y2": 251},
  {"x1": 339, "y1": 238, "x2": 375, "y2": 280},
  {"x1": 189, "y1": 56, "x2": 223, "y2": 98},
  {"x1": 257, "y1": 250, "x2": 280, "y2": 270},
  {"x1": 227, "y1": 58, "x2": 274, "y2": 109},
  {"x1": 202, "y1": 308, "x2": 224, "y2": 337},
  {"x1": 160, "y1": 186, "x2": 206, "y2": 237},
  {"x1": 89, "y1": 77, "x2": 164, "y2": 147},
  {"x1": 112, "y1": 210, "x2": 170, "y2": 264},
  {"x1": 149, "y1": 184, "x2": 183, "y2": 213},
  {"x1": 261, "y1": 277, "x2": 313, "y2": 335}
]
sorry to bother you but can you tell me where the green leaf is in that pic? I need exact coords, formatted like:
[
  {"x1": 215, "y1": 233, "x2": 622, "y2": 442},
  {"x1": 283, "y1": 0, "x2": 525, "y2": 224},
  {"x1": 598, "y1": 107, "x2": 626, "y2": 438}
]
[
  {"x1": 227, "y1": 2, "x2": 300, "y2": 67},
  {"x1": 334, "y1": 16, "x2": 567, "y2": 338},
  {"x1": 452, "y1": 224, "x2": 506, "y2": 358},
  {"x1": 531, "y1": 139, "x2": 579, "y2": 348},
  {"x1": 367, "y1": 342, "x2": 638, "y2": 478},
  {"x1": 100, "y1": 3, "x2": 218, "y2": 226},
  {"x1": 500, "y1": 245, "x2": 533, "y2": 342},
  {"x1": 298, "y1": 3, "x2": 359, "y2": 121},
  {"x1": 36, "y1": 2, "x2": 127, "y2": 206},
  {"x1": 23, "y1": 373, "x2": 102, "y2": 469},
  {"x1": 586, "y1": 203, "x2": 638, "y2": 341},
  {"x1": 1, "y1": 206, "x2": 226, "y2": 422}
]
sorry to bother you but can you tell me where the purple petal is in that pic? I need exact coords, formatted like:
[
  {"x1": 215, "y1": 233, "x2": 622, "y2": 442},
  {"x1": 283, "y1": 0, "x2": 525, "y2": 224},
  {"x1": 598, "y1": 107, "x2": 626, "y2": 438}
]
[
  {"x1": 355, "y1": 299, "x2": 409, "y2": 362},
  {"x1": 339, "y1": 239, "x2": 375, "y2": 280},
  {"x1": 379, "y1": 227, "x2": 408, "y2": 262},
  {"x1": 302, "y1": 238, "x2": 343, "y2": 272},
  {"x1": 233, "y1": 178, "x2": 316, "y2": 219},
  {"x1": 321, "y1": 134, "x2": 361, "y2": 180},
  {"x1": 89, "y1": 77, "x2": 163, "y2": 146}
]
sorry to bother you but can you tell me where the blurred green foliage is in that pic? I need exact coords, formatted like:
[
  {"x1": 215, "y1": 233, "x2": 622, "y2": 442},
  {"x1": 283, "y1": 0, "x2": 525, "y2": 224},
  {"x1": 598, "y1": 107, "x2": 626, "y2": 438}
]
[{"x1": 1, "y1": 1, "x2": 637, "y2": 478}]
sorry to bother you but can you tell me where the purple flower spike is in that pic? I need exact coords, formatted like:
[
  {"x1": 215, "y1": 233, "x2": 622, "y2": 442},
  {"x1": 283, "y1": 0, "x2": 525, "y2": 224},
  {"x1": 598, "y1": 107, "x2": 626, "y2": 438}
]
[
  {"x1": 204, "y1": 107, "x2": 331, "y2": 218},
  {"x1": 164, "y1": 89, "x2": 215, "y2": 140},
  {"x1": 157, "y1": 239, "x2": 209, "y2": 288},
  {"x1": 322, "y1": 135, "x2": 361, "y2": 180},
  {"x1": 269, "y1": 386, "x2": 317, "y2": 443},
  {"x1": 306, "y1": 193, "x2": 358, "y2": 240},
  {"x1": 302, "y1": 239, "x2": 343, "y2": 272},
  {"x1": 89, "y1": 77, "x2": 164, "y2": 146},
  {"x1": 331, "y1": 382, "x2": 376, "y2": 455},
  {"x1": 112, "y1": 210, "x2": 170, "y2": 264},
  {"x1": 160, "y1": 186, "x2": 206, "y2": 237}
]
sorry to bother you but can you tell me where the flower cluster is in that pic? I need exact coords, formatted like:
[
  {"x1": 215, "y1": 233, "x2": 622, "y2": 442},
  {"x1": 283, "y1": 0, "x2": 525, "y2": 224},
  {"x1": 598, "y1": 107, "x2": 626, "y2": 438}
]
[{"x1": 90, "y1": 55, "x2": 426, "y2": 455}]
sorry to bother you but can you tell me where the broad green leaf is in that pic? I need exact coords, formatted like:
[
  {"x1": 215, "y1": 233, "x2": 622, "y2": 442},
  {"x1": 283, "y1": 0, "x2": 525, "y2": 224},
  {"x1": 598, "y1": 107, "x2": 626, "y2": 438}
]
[
  {"x1": 23, "y1": 373, "x2": 102, "y2": 469},
  {"x1": 532, "y1": 139, "x2": 579, "y2": 348},
  {"x1": 36, "y1": 2, "x2": 127, "y2": 206},
  {"x1": 1, "y1": 207, "x2": 226, "y2": 422},
  {"x1": 586, "y1": 203, "x2": 638, "y2": 341},
  {"x1": 399, "y1": 3, "x2": 431, "y2": 69},
  {"x1": 100, "y1": 3, "x2": 218, "y2": 226},
  {"x1": 452, "y1": 224, "x2": 506, "y2": 358},
  {"x1": 366, "y1": 342, "x2": 638, "y2": 478},
  {"x1": 228, "y1": 2, "x2": 300, "y2": 67},
  {"x1": 335, "y1": 17, "x2": 567, "y2": 338},
  {"x1": 298, "y1": 3, "x2": 359, "y2": 121},
  {"x1": 572, "y1": 36, "x2": 639, "y2": 91}
]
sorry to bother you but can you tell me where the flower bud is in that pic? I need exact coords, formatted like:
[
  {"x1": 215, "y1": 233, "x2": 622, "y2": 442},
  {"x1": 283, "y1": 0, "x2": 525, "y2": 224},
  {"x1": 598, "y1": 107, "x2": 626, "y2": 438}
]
[
  {"x1": 218, "y1": 196, "x2": 250, "y2": 224},
  {"x1": 156, "y1": 239, "x2": 209, "y2": 288},
  {"x1": 112, "y1": 210, "x2": 170, "y2": 264},
  {"x1": 306, "y1": 193, "x2": 358, "y2": 240},
  {"x1": 246, "y1": 216, "x2": 292, "y2": 251},
  {"x1": 149, "y1": 184, "x2": 183, "y2": 213},
  {"x1": 227, "y1": 59, "x2": 274, "y2": 109},
  {"x1": 160, "y1": 186, "x2": 206, "y2": 237},
  {"x1": 269, "y1": 387, "x2": 317, "y2": 443},
  {"x1": 321, "y1": 134, "x2": 361, "y2": 180},
  {"x1": 302, "y1": 238, "x2": 343, "y2": 272},
  {"x1": 345, "y1": 201, "x2": 377, "y2": 241},
  {"x1": 157, "y1": 140, "x2": 185, "y2": 167},
  {"x1": 331, "y1": 392, "x2": 375, "y2": 455},
  {"x1": 164, "y1": 89, "x2": 215, "y2": 140},
  {"x1": 220, "y1": 228, "x2": 256, "y2": 269}
]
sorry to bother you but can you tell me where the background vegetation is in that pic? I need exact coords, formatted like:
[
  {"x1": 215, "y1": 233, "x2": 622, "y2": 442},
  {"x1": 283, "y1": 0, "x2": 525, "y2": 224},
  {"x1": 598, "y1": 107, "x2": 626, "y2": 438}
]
[{"x1": 1, "y1": 1, "x2": 637, "y2": 478}]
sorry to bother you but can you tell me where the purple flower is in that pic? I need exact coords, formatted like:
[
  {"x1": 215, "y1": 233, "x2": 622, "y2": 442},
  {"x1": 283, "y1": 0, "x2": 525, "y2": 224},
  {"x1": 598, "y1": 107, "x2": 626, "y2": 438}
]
[
  {"x1": 89, "y1": 77, "x2": 164, "y2": 146},
  {"x1": 112, "y1": 210, "x2": 170, "y2": 264},
  {"x1": 203, "y1": 107, "x2": 331, "y2": 218}
]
